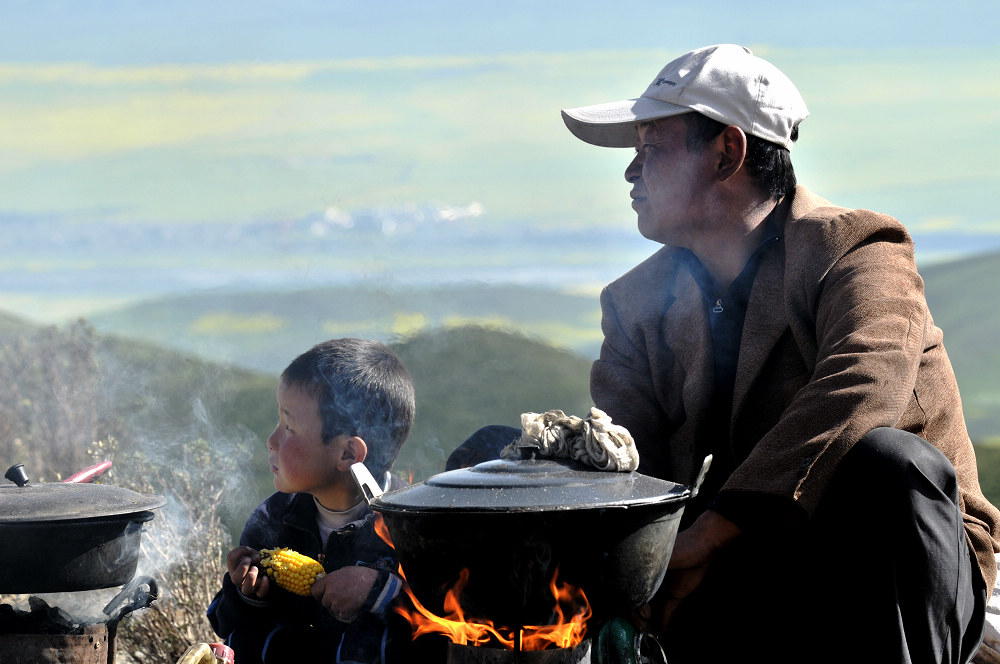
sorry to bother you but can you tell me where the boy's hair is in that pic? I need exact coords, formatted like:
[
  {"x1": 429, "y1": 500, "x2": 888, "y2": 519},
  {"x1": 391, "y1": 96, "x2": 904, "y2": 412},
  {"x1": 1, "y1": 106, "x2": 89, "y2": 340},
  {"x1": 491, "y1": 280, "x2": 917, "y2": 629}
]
[{"x1": 281, "y1": 338, "x2": 415, "y2": 478}]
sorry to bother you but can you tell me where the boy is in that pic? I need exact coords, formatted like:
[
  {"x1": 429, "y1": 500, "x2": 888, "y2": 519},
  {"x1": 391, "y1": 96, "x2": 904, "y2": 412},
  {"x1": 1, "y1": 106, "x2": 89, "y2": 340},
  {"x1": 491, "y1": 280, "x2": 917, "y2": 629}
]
[{"x1": 208, "y1": 338, "x2": 416, "y2": 664}]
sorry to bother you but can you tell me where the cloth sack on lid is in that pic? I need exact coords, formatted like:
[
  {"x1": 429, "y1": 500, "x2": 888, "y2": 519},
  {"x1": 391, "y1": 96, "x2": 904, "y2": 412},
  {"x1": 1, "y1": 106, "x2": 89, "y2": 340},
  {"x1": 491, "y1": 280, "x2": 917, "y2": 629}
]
[{"x1": 504, "y1": 407, "x2": 640, "y2": 472}]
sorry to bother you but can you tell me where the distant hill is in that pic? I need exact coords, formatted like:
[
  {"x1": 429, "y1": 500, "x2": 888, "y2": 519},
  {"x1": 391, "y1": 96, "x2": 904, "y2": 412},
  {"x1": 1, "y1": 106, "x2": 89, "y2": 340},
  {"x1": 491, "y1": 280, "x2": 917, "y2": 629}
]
[
  {"x1": 6, "y1": 301, "x2": 1000, "y2": 514},
  {"x1": 1, "y1": 320, "x2": 278, "y2": 538},
  {"x1": 9, "y1": 247, "x2": 1000, "y2": 444},
  {"x1": 94, "y1": 323, "x2": 593, "y2": 508},
  {"x1": 921, "y1": 250, "x2": 1000, "y2": 442},
  {"x1": 1, "y1": 319, "x2": 591, "y2": 540},
  {"x1": 0, "y1": 310, "x2": 34, "y2": 334},
  {"x1": 80, "y1": 250, "x2": 1000, "y2": 441},
  {"x1": 391, "y1": 325, "x2": 593, "y2": 480},
  {"x1": 85, "y1": 283, "x2": 605, "y2": 374}
]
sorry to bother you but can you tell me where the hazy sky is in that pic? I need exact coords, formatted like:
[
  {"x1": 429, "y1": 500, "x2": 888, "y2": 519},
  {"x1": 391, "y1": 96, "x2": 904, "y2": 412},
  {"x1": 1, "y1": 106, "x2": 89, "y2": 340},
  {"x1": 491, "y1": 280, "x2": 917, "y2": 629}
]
[{"x1": 1, "y1": 1, "x2": 998, "y2": 241}]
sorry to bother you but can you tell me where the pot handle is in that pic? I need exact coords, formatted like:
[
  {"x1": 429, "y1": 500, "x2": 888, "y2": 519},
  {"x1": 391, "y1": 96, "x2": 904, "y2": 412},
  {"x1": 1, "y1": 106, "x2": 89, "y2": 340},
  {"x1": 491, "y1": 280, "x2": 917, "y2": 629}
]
[
  {"x1": 690, "y1": 454, "x2": 713, "y2": 500},
  {"x1": 5, "y1": 463, "x2": 29, "y2": 487},
  {"x1": 350, "y1": 462, "x2": 384, "y2": 505},
  {"x1": 103, "y1": 575, "x2": 158, "y2": 627}
]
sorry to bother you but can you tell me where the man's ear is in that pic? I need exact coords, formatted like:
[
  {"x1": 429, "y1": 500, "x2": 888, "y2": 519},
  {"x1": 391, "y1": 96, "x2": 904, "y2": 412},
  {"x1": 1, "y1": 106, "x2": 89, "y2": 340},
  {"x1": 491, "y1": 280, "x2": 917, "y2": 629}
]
[
  {"x1": 337, "y1": 435, "x2": 368, "y2": 471},
  {"x1": 715, "y1": 125, "x2": 748, "y2": 182}
]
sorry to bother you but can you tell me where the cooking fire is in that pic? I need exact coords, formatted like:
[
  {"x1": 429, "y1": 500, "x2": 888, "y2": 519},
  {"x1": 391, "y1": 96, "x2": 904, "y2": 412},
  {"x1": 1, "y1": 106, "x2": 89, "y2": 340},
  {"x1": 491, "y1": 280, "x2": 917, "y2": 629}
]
[
  {"x1": 393, "y1": 559, "x2": 591, "y2": 651},
  {"x1": 350, "y1": 409, "x2": 698, "y2": 664},
  {"x1": 374, "y1": 511, "x2": 598, "y2": 663}
]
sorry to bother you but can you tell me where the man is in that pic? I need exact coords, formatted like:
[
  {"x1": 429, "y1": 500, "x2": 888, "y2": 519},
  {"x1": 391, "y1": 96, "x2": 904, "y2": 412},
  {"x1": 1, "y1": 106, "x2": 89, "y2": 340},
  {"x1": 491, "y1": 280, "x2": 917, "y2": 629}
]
[{"x1": 561, "y1": 44, "x2": 1000, "y2": 663}]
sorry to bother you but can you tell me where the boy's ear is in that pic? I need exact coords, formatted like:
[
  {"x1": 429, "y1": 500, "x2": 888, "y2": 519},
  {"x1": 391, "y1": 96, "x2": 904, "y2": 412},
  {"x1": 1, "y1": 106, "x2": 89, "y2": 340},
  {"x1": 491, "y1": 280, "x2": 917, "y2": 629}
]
[{"x1": 337, "y1": 435, "x2": 368, "y2": 471}]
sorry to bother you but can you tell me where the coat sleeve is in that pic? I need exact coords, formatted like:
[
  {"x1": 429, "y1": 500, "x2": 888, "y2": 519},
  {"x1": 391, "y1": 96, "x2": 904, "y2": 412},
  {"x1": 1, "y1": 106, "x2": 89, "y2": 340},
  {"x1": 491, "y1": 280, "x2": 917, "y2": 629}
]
[
  {"x1": 207, "y1": 572, "x2": 275, "y2": 641},
  {"x1": 725, "y1": 214, "x2": 929, "y2": 513}
]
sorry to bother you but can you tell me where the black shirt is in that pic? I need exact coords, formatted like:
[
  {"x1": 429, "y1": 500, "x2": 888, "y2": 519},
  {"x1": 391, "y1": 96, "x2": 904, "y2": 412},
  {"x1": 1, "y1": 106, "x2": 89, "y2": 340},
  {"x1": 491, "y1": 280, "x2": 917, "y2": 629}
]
[{"x1": 673, "y1": 216, "x2": 800, "y2": 531}]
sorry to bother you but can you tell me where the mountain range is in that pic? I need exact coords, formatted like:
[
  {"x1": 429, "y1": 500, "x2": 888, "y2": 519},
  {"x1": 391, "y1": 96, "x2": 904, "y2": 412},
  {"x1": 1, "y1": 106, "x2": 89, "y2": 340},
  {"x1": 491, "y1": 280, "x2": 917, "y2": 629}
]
[
  {"x1": 4, "y1": 243, "x2": 1000, "y2": 443},
  {"x1": 28, "y1": 245, "x2": 1000, "y2": 445}
]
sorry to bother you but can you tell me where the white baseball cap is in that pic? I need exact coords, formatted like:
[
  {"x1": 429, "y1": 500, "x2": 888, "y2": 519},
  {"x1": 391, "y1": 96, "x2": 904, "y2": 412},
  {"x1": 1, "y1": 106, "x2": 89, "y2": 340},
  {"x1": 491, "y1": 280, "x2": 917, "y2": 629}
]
[{"x1": 561, "y1": 44, "x2": 809, "y2": 150}]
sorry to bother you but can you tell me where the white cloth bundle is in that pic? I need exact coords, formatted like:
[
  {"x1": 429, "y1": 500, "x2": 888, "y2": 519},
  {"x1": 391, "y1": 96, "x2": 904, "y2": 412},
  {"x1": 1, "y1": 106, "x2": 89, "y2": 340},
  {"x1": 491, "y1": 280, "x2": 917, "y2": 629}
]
[{"x1": 505, "y1": 407, "x2": 640, "y2": 472}]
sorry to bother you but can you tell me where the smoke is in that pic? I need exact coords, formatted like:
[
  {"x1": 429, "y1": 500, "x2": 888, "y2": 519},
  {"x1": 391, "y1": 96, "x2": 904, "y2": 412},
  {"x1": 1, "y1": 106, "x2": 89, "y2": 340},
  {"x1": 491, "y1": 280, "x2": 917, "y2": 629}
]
[
  {"x1": 1, "y1": 318, "x2": 270, "y2": 639},
  {"x1": 95, "y1": 339, "x2": 268, "y2": 513}
]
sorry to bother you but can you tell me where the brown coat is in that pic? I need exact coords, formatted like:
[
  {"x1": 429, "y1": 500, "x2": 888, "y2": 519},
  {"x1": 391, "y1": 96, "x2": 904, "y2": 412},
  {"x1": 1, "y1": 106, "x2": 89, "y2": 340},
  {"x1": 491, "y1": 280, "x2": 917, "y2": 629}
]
[{"x1": 591, "y1": 186, "x2": 1000, "y2": 589}]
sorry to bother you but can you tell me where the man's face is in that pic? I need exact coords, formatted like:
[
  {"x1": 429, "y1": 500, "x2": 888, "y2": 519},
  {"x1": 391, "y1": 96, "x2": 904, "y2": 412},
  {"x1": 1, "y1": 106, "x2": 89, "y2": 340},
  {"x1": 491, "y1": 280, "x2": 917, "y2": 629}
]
[{"x1": 625, "y1": 115, "x2": 712, "y2": 246}]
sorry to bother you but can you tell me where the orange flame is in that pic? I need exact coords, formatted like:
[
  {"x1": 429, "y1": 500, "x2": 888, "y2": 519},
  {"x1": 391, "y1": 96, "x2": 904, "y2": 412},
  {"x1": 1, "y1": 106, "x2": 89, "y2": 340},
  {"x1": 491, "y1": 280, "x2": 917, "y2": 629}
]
[
  {"x1": 374, "y1": 513, "x2": 591, "y2": 650},
  {"x1": 374, "y1": 511, "x2": 393, "y2": 544}
]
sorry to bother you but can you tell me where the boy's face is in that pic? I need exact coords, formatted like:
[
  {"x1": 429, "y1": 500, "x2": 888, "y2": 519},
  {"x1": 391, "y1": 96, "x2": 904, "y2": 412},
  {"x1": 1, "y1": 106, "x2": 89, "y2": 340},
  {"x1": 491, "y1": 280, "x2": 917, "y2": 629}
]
[{"x1": 267, "y1": 381, "x2": 344, "y2": 498}]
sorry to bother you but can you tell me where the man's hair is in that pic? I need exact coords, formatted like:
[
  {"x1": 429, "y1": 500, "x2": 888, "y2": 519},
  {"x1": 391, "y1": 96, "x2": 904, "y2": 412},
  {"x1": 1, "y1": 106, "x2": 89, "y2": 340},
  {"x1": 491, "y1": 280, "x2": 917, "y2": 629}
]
[
  {"x1": 680, "y1": 112, "x2": 798, "y2": 198},
  {"x1": 281, "y1": 338, "x2": 415, "y2": 478}
]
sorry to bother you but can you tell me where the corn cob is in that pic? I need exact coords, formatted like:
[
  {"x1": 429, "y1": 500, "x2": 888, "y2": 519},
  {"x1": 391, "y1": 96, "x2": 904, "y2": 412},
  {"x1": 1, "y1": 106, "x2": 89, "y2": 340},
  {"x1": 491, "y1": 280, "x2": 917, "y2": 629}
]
[{"x1": 259, "y1": 547, "x2": 325, "y2": 596}]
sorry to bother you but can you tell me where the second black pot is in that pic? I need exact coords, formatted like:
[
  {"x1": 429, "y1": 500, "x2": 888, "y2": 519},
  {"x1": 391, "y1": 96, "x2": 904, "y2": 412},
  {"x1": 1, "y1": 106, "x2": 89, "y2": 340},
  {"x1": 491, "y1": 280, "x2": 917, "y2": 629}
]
[
  {"x1": 0, "y1": 512, "x2": 156, "y2": 593},
  {"x1": 1, "y1": 465, "x2": 165, "y2": 593}
]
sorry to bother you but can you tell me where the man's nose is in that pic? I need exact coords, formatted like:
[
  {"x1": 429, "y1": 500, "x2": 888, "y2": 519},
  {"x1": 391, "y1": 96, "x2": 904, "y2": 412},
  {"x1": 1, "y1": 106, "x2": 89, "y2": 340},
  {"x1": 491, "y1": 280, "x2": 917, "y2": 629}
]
[{"x1": 625, "y1": 153, "x2": 642, "y2": 183}]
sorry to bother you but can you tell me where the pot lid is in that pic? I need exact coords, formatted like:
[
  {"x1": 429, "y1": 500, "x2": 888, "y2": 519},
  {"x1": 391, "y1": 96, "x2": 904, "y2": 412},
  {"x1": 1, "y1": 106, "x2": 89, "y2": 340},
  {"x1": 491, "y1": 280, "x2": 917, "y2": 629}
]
[
  {"x1": 1, "y1": 469, "x2": 166, "y2": 522},
  {"x1": 373, "y1": 458, "x2": 689, "y2": 513}
]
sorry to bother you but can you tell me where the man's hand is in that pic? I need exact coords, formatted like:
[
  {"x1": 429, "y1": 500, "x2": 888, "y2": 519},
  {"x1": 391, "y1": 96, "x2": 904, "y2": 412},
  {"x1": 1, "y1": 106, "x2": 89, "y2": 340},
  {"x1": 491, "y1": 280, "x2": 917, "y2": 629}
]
[
  {"x1": 311, "y1": 565, "x2": 379, "y2": 623},
  {"x1": 656, "y1": 510, "x2": 741, "y2": 629},
  {"x1": 227, "y1": 546, "x2": 271, "y2": 599}
]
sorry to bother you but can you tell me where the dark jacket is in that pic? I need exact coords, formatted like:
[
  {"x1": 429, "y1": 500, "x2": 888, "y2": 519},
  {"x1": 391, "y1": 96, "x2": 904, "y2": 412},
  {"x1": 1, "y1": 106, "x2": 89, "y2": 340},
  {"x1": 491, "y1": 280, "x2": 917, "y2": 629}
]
[
  {"x1": 590, "y1": 186, "x2": 1000, "y2": 589},
  {"x1": 208, "y1": 491, "x2": 404, "y2": 664}
]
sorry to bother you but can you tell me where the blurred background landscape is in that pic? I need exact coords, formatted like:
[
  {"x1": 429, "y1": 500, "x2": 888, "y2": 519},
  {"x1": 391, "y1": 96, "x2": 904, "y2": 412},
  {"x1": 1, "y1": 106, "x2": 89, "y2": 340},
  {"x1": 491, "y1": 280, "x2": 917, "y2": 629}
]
[
  {"x1": 1, "y1": 2, "x2": 999, "y2": 658},
  {"x1": 4, "y1": 0, "x2": 1000, "y2": 529},
  {"x1": 4, "y1": 0, "x2": 1000, "y2": 531}
]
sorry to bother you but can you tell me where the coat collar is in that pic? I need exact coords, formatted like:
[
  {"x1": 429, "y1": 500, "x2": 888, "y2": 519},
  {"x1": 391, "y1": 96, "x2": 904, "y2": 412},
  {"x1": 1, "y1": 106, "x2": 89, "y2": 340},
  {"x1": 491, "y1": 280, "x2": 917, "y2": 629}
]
[
  {"x1": 732, "y1": 237, "x2": 787, "y2": 416},
  {"x1": 732, "y1": 193, "x2": 794, "y2": 423},
  {"x1": 659, "y1": 260, "x2": 715, "y2": 461}
]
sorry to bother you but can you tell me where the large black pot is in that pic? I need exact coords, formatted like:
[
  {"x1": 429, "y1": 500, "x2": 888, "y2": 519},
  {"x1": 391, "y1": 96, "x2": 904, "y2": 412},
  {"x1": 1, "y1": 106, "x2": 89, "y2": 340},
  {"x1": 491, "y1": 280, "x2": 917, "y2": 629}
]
[
  {"x1": 353, "y1": 456, "x2": 708, "y2": 628},
  {"x1": 1, "y1": 464, "x2": 166, "y2": 593}
]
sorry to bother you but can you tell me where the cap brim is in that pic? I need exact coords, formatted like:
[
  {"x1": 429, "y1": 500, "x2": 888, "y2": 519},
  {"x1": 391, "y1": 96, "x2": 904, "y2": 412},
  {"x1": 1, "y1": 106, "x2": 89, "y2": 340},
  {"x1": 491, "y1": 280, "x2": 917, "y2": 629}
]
[{"x1": 561, "y1": 96, "x2": 692, "y2": 148}]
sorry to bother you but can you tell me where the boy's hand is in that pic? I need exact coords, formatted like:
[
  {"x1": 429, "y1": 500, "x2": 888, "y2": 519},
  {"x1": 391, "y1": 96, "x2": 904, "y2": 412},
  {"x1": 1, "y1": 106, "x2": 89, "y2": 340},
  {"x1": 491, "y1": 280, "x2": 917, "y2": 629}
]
[
  {"x1": 311, "y1": 565, "x2": 378, "y2": 623},
  {"x1": 226, "y1": 546, "x2": 271, "y2": 599}
]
